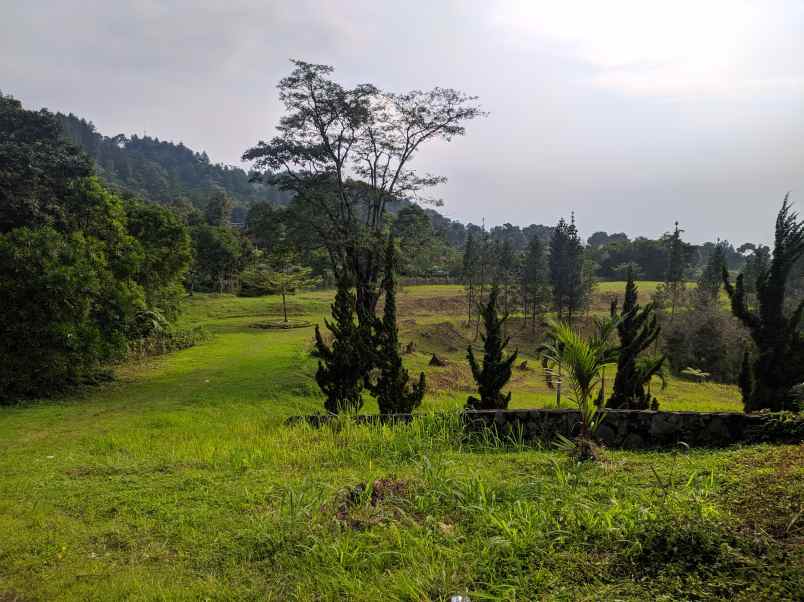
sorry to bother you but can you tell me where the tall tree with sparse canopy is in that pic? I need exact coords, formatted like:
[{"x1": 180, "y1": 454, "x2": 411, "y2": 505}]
[
  {"x1": 313, "y1": 278, "x2": 365, "y2": 414},
  {"x1": 373, "y1": 237, "x2": 425, "y2": 414},
  {"x1": 466, "y1": 286, "x2": 519, "y2": 409},
  {"x1": 608, "y1": 267, "x2": 665, "y2": 409},
  {"x1": 723, "y1": 195, "x2": 804, "y2": 412},
  {"x1": 243, "y1": 60, "x2": 484, "y2": 331}
]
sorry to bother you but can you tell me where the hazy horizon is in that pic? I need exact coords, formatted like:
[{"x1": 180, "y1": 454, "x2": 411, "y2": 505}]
[{"x1": 3, "y1": 0, "x2": 803, "y2": 245}]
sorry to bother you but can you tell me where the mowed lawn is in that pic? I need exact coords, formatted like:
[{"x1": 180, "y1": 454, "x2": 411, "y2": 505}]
[{"x1": 1, "y1": 285, "x2": 800, "y2": 600}]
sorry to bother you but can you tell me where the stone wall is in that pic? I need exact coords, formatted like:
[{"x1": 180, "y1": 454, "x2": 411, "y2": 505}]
[
  {"x1": 461, "y1": 409, "x2": 776, "y2": 449},
  {"x1": 288, "y1": 409, "x2": 803, "y2": 449}
]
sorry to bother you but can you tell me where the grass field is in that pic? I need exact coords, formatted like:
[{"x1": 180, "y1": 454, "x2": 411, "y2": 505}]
[{"x1": 1, "y1": 284, "x2": 801, "y2": 600}]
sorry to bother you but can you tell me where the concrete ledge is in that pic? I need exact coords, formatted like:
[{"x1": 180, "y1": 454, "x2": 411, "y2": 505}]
[{"x1": 286, "y1": 409, "x2": 803, "y2": 449}]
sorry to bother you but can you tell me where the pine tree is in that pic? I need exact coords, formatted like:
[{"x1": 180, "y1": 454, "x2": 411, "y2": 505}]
[
  {"x1": 549, "y1": 218, "x2": 570, "y2": 318},
  {"x1": 373, "y1": 237, "x2": 426, "y2": 414},
  {"x1": 313, "y1": 277, "x2": 365, "y2": 413},
  {"x1": 723, "y1": 195, "x2": 804, "y2": 412},
  {"x1": 521, "y1": 235, "x2": 551, "y2": 331},
  {"x1": 495, "y1": 239, "x2": 518, "y2": 315},
  {"x1": 466, "y1": 286, "x2": 519, "y2": 409},
  {"x1": 608, "y1": 267, "x2": 665, "y2": 409},
  {"x1": 665, "y1": 221, "x2": 688, "y2": 318},
  {"x1": 462, "y1": 231, "x2": 479, "y2": 326},
  {"x1": 697, "y1": 240, "x2": 726, "y2": 303}
]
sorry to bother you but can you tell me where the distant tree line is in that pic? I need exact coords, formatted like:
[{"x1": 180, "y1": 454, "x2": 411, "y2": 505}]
[{"x1": 57, "y1": 113, "x2": 291, "y2": 214}]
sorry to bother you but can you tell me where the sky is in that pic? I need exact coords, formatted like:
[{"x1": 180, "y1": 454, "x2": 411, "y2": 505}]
[{"x1": 2, "y1": 0, "x2": 803, "y2": 244}]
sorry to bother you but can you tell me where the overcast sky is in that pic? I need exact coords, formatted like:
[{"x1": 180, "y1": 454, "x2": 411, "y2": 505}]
[{"x1": 3, "y1": 0, "x2": 803, "y2": 243}]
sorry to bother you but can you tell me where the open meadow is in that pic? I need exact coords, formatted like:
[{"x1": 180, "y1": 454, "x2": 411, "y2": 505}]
[{"x1": 1, "y1": 284, "x2": 801, "y2": 601}]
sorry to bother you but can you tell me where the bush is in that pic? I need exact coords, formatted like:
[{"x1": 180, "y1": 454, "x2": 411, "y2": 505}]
[
  {"x1": 0, "y1": 227, "x2": 136, "y2": 402},
  {"x1": 746, "y1": 411, "x2": 804, "y2": 444},
  {"x1": 662, "y1": 303, "x2": 751, "y2": 383},
  {"x1": 126, "y1": 326, "x2": 210, "y2": 360}
]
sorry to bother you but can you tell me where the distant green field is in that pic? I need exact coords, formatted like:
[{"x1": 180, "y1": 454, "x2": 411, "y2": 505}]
[{"x1": 1, "y1": 285, "x2": 798, "y2": 600}]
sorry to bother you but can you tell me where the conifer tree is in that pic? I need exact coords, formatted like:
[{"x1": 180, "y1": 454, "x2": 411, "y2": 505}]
[
  {"x1": 313, "y1": 277, "x2": 365, "y2": 413},
  {"x1": 373, "y1": 237, "x2": 426, "y2": 414},
  {"x1": 608, "y1": 267, "x2": 665, "y2": 409},
  {"x1": 495, "y1": 239, "x2": 518, "y2": 315},
  {"x1": 462, "y1": 231, "x2": 480, "y2": 326},
  {"x1": 697, "y1": 240, "x2": 726, "y2": 303},
  {"x1": 723, "y1": 195, "x2": 804, "y2": 412},
  {"x1": 665, "y1": 221, "x2": 688, "y2": 318},
  {"x1": 466, "y1": 286, "x2": 519, "y2": 409},
  {"x1": 565, "y1": 214, "x2": 588, "y2": 323},
  {"x1": 549, "y1": 214, "x2": 590, "y2": 323},
  {"x1": 549, "y1": 218, "x2": 571, "y2": 318},
  {"x1": 521, "y1": 235, "x2": 551, "y2": 331}
]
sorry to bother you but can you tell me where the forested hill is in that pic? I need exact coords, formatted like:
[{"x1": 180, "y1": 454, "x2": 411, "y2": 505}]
[{"x1": 57, "y1": 113, "x2": 290, "y2": 210}]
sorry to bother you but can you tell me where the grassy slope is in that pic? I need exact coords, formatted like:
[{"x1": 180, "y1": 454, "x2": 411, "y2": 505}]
[{"x1": 1, "y1": 285, "x2": 800, "y2": 600}]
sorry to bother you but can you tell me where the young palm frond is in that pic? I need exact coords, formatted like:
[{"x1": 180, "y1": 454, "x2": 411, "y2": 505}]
[{"x1": 540, "y1": 317, "x2": 619, "y2": 459}]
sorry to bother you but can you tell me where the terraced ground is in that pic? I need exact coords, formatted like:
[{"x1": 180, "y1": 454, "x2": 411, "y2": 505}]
[{"x1": 0, "y1": 285, "x2": 800, "y2": 600}]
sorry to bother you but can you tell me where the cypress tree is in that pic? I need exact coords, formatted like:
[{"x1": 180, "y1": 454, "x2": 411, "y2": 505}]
[
  {"x1": 313, "y1": 277, "x2": 365, "y2": 413},
  {"x1": 373, "y1": 237, "x2": 426, "y2": 414},
  {"x1": 466, "y1": 286, "x2": 519, "y2": 409},
  {"x1": 608, "y1": 267, "x2": 665, "y2": 409},
  {"x1": 723, "y1": 195, "x2": 804, "y2": 412}
]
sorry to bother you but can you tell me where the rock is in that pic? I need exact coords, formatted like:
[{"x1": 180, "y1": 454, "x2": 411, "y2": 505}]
[{"x1": 429, "y1": 353, "x2": 448, "y2": 367}]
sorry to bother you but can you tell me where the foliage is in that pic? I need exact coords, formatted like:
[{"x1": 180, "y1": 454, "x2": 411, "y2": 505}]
[
  {"x1": 697, "y1": 239, "x2": 727, "y2": 302},
  {"x1": 190, "y1": 224, "x2": 251, "y2": 293},
  {"x1": 0, "y1": 94, "x2": 93, "y2": 233},
  {"x1": 0, "y1": 95, "x2": 176, "y2": 401},
  {"x1": 609, "y1": 268, "x2": 665, "y2": 409},
  {"x1": 313, "y1": 279, "x2": 366, "y2": 413},
  {"x1": 540, "y1": 317, "x2": 619, "y2": 459},
  {"x1": 124, "y1": 200, "x2": 192, "y2": 321},
  {"x1": 662, "y1": 302, "x2": 750, "y2": 383},
  {"x1": 204, "y1": 188, "x2": 234, "y2": 226},
  {"x1": 57, "y1": 112, "x2": 288, "y2": 208},
  {"x1": 391, "y1": 204, "x2": 452, "y2": 277},
  {"x1": 745, "y1": 410, "x2": 804, "y2": 442},
  {"x1": 0, "y1": 227, "x2": 136, "y2": 400},
  {"x1": 680, "y1": 367, "x2": 712, "y2": 383},
  {"x1": 663, "y1": 221, "x2": 692, "y2": 318},
  {"x1": 461, "y1": 230, "x2": 481, "y2": 326},
  {"x1": 372, "y1": 238, "x2": 425, "y2": 414},
  {"x1": 549, "y1": 215, "x2": 591, "y2": 321},
  {"x1": 521, "y1": 234, "x2": 551, "y2": 330},
  {"x1": 723, "y1": 195, "x2": 804, "y2": 411},
  {"x1": 242, "y1": 60, "x2": 484, "y2": 328},
  {"x1": 126, "y1": 324, "x2": 210, "y2": 360},
  {"x1": 466, "y1": 286, "x2": 518, "y2": 409}
]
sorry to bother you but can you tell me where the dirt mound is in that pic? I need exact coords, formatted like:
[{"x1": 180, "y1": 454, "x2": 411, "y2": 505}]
[
  {"x1": 418, "y1": 321, "x2": 469, "y2": 353},
  {"x1": 396, "y1": 294, "x2": 465, "y2": 316},
  {"x1": 425, "y1": 363, "x2": 474, "y2": 393}
]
